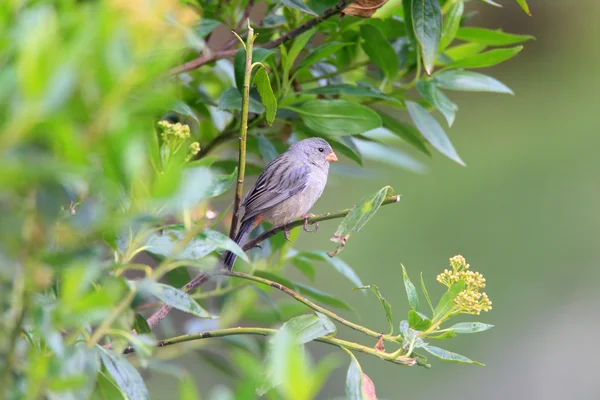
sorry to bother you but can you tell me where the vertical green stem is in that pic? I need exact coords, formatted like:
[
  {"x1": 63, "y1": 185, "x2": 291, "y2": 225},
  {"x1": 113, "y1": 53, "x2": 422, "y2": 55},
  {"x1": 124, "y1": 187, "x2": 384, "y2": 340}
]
[{"x1": 229, "y1": 21, "x2": 256, "y2": 239}]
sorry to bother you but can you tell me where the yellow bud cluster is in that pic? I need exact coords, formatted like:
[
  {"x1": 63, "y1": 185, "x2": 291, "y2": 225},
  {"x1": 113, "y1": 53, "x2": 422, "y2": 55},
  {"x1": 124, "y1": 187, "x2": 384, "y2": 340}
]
[
  {"x1": 189, "y1": 142, "x2": 200, "y2": 155},
  {"x1": 158, "y1": 120, "x2": 191, "y2": 140},
  {"x1": 437, "y1": 255, "x2": 492, "y2": 315}
]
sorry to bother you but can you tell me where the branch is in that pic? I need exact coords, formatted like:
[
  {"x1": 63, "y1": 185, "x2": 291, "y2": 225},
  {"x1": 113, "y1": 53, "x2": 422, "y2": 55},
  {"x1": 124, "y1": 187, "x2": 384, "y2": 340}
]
[
  {"x1": 122, "y1": 327, "x2": 416, "y2": 366},
  {"x1": 169, "y1": 0, "x2": 355, "y2": 75},
  {"x1": 242, "y1": 194, "x2": 401, "y2": 251}
]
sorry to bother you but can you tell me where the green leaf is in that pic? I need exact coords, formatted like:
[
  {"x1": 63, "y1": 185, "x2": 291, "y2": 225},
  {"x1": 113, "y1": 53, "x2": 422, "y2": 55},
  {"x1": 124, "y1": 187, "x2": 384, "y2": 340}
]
[
  {"x1": 479, "y1": 0, "x2": 502, "y2": 7},
  {"x1": 449, "y1": 322, "x2": 494, "y2": 334},
  {"x1": 97, "y1": 347, "x2": 149, "y2": 400},
  {"x1": 444, "y1": 46, "x2": 523, "y2": 69},
  {"x1": 234, "y1": 48, "x2": 276, "y2": 92},
  {"x1": 416, "y1": 80, "x2": 458, "y2": 126},
  {"x1": 178, "y1": 375, "x2": 201, "y2": 400},
  {"x1": 433, "y1": 279, "x2": 465, "y2": 318},
  {"x1": 257, "y1": 135, "x2": 279, "y2": 163},
  {"x1": 139, "y1": 280, "x2": 215, "y2": 319},
  {"x1": 412, "y1": 0, "x2": 442, "y2": 75},
  {"x1": 345, "y1": 352, "x2": 376, "y2": 400},
  {"x1": 280, "y1": 313, "x2": 337, "y2": 343},
  {"x1": 423, "y1": 345, "x2": 484, "y2": 365},
  {"x1": 172, "y1": 101, "x2": 199, "y2": 125},
  {"x1": 433, "y1": 69, "x2": 513, "y2": 94},
  {"x1": 444, "y1": 42, "x2": 487, "y2": 62},
  {"x1": 402, "y1": 0, "x2": 416, "y2": 47},
  {"x1": 356, "y1": 140, "x2": 427, "y2": 173},
  {"x1": 329, "y1": 186, "x2": 395, "y2": 256},
  {"x1": 408, "y1": 310, "x2": 432, "y2": 331},
  {"x1": 297, "y1": 42, "x2": 352, "y2": 71},
  {"x1": 360, "y1": 25, "x2": 399, "y2": 79},
  {"x1": 299, "y1": 250, "x2": 364, "y2": 287},
  {"x1": 91, "y1": 372, "x2": 127, "y2": 400},
  {"x1": 281, "y1": 0, "x2": 317, "y2": 15},
  {"x1": 354, "y1": 285, "x2": 393, "y2": 335},
  {"x1": 420, "y1": 272, "x2": 435, "y2": 314},
  {"x1": 194, "y1": 18, "x2": 220, "y2": 38},
  {"x1": 133, "y1": 313, "x2": 151, "y2": 334},
  {"x1": 218, "y1": 87, "x2": 265, "y2": 114},
  {"x1": 405, "y1": 101, "x2": 464, "y2": 165},
  {"x1": 402, "y1": 265, "x2": 420, "y2": 311},
  {"x1": 292, "y1": 100, "x2": 382, "y2": 136},
  {"x1": 284, "y1": 29, "x2": 316, "y2": 75},
  {"x1": 428, "y1": 330, "x2": 457, "y2": 339},
  {"x1": 145, "y1": 227, "x2": 248, "y2": 263},
  {"x1": 291, "y1": 256, "x2": 316, "y2": 281},
  {"x1": 305, "y1": 84, "x2": 402, "y2": 105},
  {"x1": 515, "y1": 0, "x2": 532, "y2": 16},
  {"x1": 329, "y1": 137, "x2": 363, "y2": 166},
  {"x1": 456, "y1": 27, "x2": 534, "y2": 46},
  {"x1": 253, "y1": 67, "x2": 277, "y2": 126},
  {"x1": 378, "y1": 112, "x2": 430, "y2": 155},
  {"x1": 439, "y1": 0, "x2": 464, "y2": 51}
]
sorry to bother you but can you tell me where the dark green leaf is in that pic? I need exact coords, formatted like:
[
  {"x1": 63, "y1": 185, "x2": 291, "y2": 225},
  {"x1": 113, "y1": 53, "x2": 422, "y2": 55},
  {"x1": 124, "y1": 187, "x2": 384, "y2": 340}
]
[
  {"x1": 449, "y1": 322, "x2": 494, "y2": 334},
  {"x1": 292, "y1": 100, "x2": 382, "y2": 136},
  {"x1": 172, "y1": 101, "x2": 199, "y2": 125},
  {"x1": 405, "y1": 101, "x2": 464, "y2": 165},
  {"x1": 402, "y1": 265, "x2": 419, "y2": 311},
  {"x1": 417, "y1": 80, "x2": 458, "y2": 126},
  {"x1": 444, "y1": 46, "x2": 523, "y2": 69},
  {"x1": 378, "y1": 112, "x2": 430, "y2": 155},
  {"x1": 439, "y1": 0, "x2": 463, "y2": 51},
  {"x1": 515, "y1": 0, "x2": 532, "y2": 16},
  {"x1": 353, "y1": 285, "x2": 393, "y2": 334},
  {"x1": 329, "y1": 137, "x2": 363, "y2": 166},
  {"x1": 328, "y1": 186, "x2": 395, "y2": 256},
  {"x1": 297, "y1": 42, "x2": 352, "y2": 71},
  {"x1": 412, "y1": 0, "x2": 442, "y2": 75},
  {"x1": 234, "y1": 48, "x2": 276, "y2": 92},
  {"x1": 420, "y1": 272, "x2": 435, "y2": 313},
  {"x1": 408, "y1": 309, "x2": 432, "y2": 331},
  {"x1": 194, "y1": 18, "x2": 220, "y2": 38},
  {"x1": 133, "y1": 313, "x2": 151, "y2": 334},
  {"x1": 280, "y1": 313, "x2": 337, "y2": 343},
  {"x1": 139, "y1": 280, "x2": 215, "y2": 318},
  {"x1": 254, "y1": 67, "x2": 277, "y2": 126},
  {"x1": 456, "y1": 27, "x2": 534, "y2": 46},
  {"x1": 423, "y1": 345, "x2": 483, "y2": 365},
  {"x1": 433, "y1": 69, "x2": 513, "y2": 94},
  {"x1": 92, "y1": 372, "x2": 127, "y2": 400},
  {"x1": 291, "y1": 256, "x2": 316, "y2": 281},
  {"x1": 402, "y1": 0, "x2": 416, "y2": 47},
  {"x1": 97, "y1": 347, "x2": 149, "y2": 400},
  {"x1": 299, "y1": 250, "x2": 364, "y2": 287},
  {"x1": 218, "y1": 87, "x2": 265, "y2": 114},
  {"x1": 284, "y1": 29, "x2": 316, "y2": 75},
  {"x1": 305, "y1": 84, "x2": 402, "y2": 105},
  {"x1": 257, "y1": 135, "x2": 279, "y2": 163},
  {"x1": 282, "y1": 0, "x2": 317, "y2": 15},
  {"x1": 434, "y1": 279, "x2": 465, "y2": 318},
  {"x1": 360, "y1": 25, "x2": 399, "y2": 79}
]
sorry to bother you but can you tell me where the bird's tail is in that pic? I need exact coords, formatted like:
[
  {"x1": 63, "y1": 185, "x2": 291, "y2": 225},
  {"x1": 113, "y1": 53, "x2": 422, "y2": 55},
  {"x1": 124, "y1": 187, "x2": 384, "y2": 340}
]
[{"x1": 222, "y1": 217, "x2": 255, "y2": 270}]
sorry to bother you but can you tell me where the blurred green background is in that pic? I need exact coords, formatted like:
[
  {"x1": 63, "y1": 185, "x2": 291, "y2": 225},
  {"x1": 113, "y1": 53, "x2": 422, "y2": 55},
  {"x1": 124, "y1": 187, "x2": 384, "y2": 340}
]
[{"x1": 147, "y1": 0, "x2": 600, "y2": 398}]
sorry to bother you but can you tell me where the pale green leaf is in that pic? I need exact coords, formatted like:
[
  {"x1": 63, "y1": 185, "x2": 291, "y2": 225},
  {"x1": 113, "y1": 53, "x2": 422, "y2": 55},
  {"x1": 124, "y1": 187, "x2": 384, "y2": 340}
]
[
  {"x1": 97, "y1": 347, "x2": 149, "y2": 400},
  {"x1": 292, "y1": 100, "x2": 382, "y2": 136},
  {"x1": 423, "y1": 345, "x2": 484, "y2": 365},
  {"x1": 449, "y1": 322, "x2": 494, "y2": 334},
  {"x1": 354, "y1": 285, "x2": 393, "y2": 334},
  {"x1": 456, "y1": 27, "x2": 534, "y2": 46},
  {"x1": 433, "y1": 69, "x2": 513, "y2": 94},
  {"x1": 140, "y1": 280, "x2": 215, "y2": 318},
  {"x1": 299, "y1": 250, "x2": 364, "y2": 287},
  {"x1": 445, "y1": 46, "x2": 523, "y2": 69},
  {"x1": 402, "y1": 265, "x2": 420, "y2": 311},
  {"x1": 412, "y1": 0, "x2": 442, "y2": 75},
  {"x1": 416, "y1": 80, "x2": 458, "y2": 126},
  {"x1": 516, "y1": 0, "x2": 532, "y2": 16},
  {"x1": 439, "y1": 0, "x2": 463, "y2": 51}
]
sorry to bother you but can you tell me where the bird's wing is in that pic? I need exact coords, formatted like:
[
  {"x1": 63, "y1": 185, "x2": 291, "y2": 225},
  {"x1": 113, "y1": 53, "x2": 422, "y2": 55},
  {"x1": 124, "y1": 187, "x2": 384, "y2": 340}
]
[{"x1": 241, "y1": 160, "x2": 310, "y2": 222}]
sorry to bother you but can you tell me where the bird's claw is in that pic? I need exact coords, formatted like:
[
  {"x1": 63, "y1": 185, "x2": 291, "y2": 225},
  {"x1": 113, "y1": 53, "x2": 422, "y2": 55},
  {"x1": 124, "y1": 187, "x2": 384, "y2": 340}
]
[
  {"x1": 302, "y1": 214, "x2": 318, "y2": 233},
  {"x1": 284, "y1": 225, "x2": 292, "y2": 241}
]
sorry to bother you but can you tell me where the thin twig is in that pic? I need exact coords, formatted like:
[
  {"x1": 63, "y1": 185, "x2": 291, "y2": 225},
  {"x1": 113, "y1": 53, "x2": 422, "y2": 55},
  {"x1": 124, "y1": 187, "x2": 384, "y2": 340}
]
[
  {"x1": 169, "y1": 0, "x2": 355, "y2": 75},
  {"x1": 229, "y1": 22, "x2": 256, "y2": 240}
]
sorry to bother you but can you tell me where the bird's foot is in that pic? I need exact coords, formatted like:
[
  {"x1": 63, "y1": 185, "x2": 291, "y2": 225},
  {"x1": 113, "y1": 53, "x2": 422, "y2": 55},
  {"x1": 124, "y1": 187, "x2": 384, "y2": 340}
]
[
  {"x1": 283, "y1": 225, "x2": 292, "y2": 241},
  {"x1": 301, "y1": 214, "x2": 318, "y2": 232}
]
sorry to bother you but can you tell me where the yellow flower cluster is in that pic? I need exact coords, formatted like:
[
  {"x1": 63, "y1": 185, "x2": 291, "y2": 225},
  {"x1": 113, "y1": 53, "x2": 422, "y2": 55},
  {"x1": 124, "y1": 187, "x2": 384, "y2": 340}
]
[
  {"x1": 189, "y1": 142, "x2": 200, "y2": 155},
  {"x1": 158, "y1": 120, "x2": 191, "y2": 141},
  {"x1": 437, "y1": 255, "x2": 492, "y2": 315}
]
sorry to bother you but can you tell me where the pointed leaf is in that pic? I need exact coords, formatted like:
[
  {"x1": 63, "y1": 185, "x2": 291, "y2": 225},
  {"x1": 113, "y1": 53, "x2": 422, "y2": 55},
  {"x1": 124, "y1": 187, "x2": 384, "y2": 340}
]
[
  {"x1": 218, "y1": 87, "x2": 265, "y2": 114},
  {"x1": 479, "y1": 0, "x2": 502, "y2": 7},
  {"x1": 300, "y1": 251, "x2": 364, "y2": 287},
  {"x1": 417, "y1": 80, "x2": 458, "y2": 126},
  {"x1": 423, "y1": 345, "x2": 483, "y2": 365},
  {"x1": 433, "y1": 69, "x2": 513, "y2": 94},
  {"x1": 345, "y1": 353, "x2": 365, "y2": 400},
  {"x1": 194, "y1": 18, "x2": 220, "y2": 38},
  {"x1": 305, "y1": 84, "x2": 402, "y2": 105},
  {"x1": 92, "y1": 371, "x2": 127, "y2": 400},
  {"x1": 281, "y1": 0, "x2": 317, "y2": 15},
  {"x1": 97, "y1": 347, "x2": 149, "y2": 400},
  {"x1": 234, "y1": 48, "x2": 276, "y2": 92},
  {"x1": 402, "y1": 265, "x2": 420, "y2": 311},
  {"x1": 360, "y1": 25, "x2": 399, "y2": 79},
  {"x1": 420, "y1": 272, "x2": 435, "y2": 313},
  {"x1": 354, "y1": 284, "x2": 393, "y2": 334},
  {"x1": 406, "y1": 101, "x2": 464, "y2": 165},
  {"x1": 253, "y1": 67, "x2": 277, "y2": 126},
  {"x1": 329, "y1": 186, "x2": 395, "y2": 256},
  {"x1": 434, "y1": 279, "x2": 465, "y2": 318},
  {"x1": 133, "y1": 313, "x2": 151, "y2": 335},
  {"x1": 408, "y1": 309, "x2": 432, "y2": 331},
  {"x1": 439, "y1": 0, "x2": 464, "y2": 51},
  {"x1": 140, "y1": 280, "x2": 215, "y2": 318},
  {"x1": 257, "y1": 135, "x2": 279, "y2": 163},
  {"x1": 456, "y1": 27, "x2": 534, "y2": 46},
  {"x1": 172, "y1": 101, "x2": 199, "y2": 125},
  {"x1": 449, "y1": 322, "x2": 494, "y2": 334},
  {"x1": 292, "y1": 100, "x2": 382, "y2": 136},
  {"x1": 515, "y1": 0, "x2": 532, "y2": 16},
  {"x1": 297, "y1": 42, "x2": 352, "y2": 71},
  {"x1": 280, "y1": 313, "x2": 337, "y2": 344},
  {"x1": 412, "y1": 0, "x2": 442, "y2": 75},
  {"x1": 444, "y1": 42, "x2": 487, "y2": 62},
  {"x1": 379, "y1": 112, "x2": 430, "y2": 155},
  {"x1": 284, "y1": 29, "x2": 316, "y2": 75},
  {"x1": 445, "y1": 46, "x2": 523, "y2": 69}
]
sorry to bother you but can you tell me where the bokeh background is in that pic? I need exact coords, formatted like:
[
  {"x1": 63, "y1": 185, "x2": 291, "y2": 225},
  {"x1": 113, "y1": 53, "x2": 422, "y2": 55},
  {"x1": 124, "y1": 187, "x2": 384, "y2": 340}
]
[{"x1": 149, "y1": 0, "x2": 600, "y2": 398}]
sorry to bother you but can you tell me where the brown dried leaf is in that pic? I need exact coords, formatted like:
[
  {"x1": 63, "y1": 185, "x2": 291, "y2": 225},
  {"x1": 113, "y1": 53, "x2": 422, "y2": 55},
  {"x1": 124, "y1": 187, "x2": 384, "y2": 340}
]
[
  {"x1": 342, "y1": 0, "x2": 389, "y2": 18},
  {"x1": 374, "y1": 335, "x2": 385, "y2": 352}
]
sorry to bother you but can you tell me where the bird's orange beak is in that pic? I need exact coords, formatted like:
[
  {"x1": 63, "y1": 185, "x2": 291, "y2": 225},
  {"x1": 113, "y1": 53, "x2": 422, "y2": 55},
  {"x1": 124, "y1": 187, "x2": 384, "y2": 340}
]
[{"x1": 326, "y1": 151, "x2": 338, "y2": 162}]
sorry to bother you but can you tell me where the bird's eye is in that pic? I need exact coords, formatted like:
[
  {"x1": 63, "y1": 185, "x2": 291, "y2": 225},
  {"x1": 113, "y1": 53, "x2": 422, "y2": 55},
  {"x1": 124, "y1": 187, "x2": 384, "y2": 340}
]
[{"x1": 318, "y1": 148, "x2": 324, "y2": 153}]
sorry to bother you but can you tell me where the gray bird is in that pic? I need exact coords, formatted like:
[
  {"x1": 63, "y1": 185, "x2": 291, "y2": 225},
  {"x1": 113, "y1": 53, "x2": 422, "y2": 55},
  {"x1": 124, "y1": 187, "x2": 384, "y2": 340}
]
[{"x1": 223, "y1": 137, "x2": 338, "y2": 269}]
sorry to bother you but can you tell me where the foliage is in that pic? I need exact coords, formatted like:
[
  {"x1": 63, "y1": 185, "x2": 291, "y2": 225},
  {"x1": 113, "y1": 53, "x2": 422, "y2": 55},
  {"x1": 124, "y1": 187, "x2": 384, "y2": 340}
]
[{"x1": 0, "y1": 0, "x2": 530, "y2": 399}]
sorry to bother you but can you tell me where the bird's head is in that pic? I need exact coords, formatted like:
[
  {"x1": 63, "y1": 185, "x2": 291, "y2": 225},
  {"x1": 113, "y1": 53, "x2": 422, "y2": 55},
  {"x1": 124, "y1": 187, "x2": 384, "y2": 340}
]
[{"x1": 289, "y1": 137, "x2": 338, "y2": 168}]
